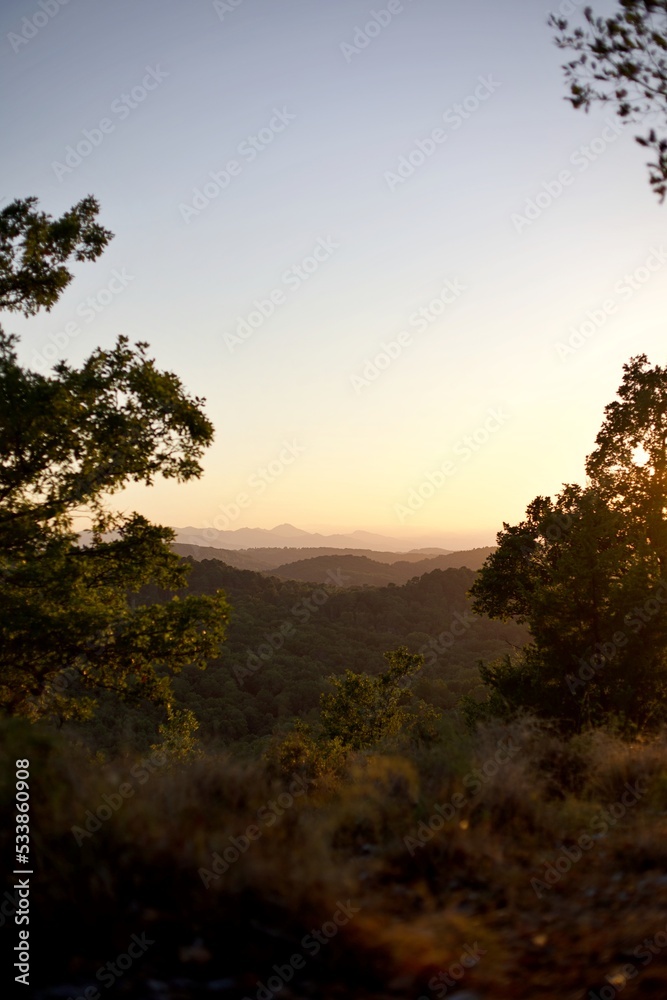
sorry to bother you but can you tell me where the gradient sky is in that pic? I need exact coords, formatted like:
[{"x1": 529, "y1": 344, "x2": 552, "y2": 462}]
[{"x1": 2, "y1": 0, "x2": 664, "y2": 548}]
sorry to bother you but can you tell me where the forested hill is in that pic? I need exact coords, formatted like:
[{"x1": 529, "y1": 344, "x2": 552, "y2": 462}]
[
  {"x1": 268, "y1": 548, "x2": 496, "y2": 586},
  {"x1": 171, "y1": 542, "x2": 496, "y2": 581},
  {"x1": 85, "y1": 558, "x2": 528, "y2": 753}
]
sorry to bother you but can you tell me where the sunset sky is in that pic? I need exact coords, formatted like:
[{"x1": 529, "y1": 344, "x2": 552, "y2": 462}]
[{"x1": 2, "y1": 0, "x2": 664, "y2": 548}]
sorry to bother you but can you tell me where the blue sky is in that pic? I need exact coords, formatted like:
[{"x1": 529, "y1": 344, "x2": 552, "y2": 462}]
[{"x1": 1, "y1": 0, "x2": 664, "y2": 547}]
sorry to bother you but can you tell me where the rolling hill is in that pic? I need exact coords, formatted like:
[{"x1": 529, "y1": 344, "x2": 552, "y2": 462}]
[
  {"x1": 171, "y1": 543, "x2": 495, "y2": 578},
  {"x1": 268, "y1": 548, "x2": 497, "y2": 586}
]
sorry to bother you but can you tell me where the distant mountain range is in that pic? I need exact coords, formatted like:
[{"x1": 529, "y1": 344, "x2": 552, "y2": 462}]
[
  {"x1": 171, "y1": 542, "x2": 496, "y2": 584},
  {"x1": 175, "y1": 523, "x2": 454, "y2": 553}
]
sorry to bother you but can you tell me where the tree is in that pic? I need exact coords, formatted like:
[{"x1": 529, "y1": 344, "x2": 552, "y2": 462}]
[
  {"x1": 0, "y1": 195, "x2": 113, "y2": 315},
  {"x1": 0, "y1": 196, "x2": 229, "y2": 723},
  {"x1": 470, "y1": 357, "x2": 667, "y2": 732},
  {"x1": 265, "y1": 647, "x2": 440, "y2": 779},
  {"x1": 549, "y1": 1, "x2": 667, "y2": 199},
  {"x1": 319, "y1": 647, "x2": 439, "y2": 751},
  {"x1": 586, "y1": 354, "x2": 667, "y2": 569}
]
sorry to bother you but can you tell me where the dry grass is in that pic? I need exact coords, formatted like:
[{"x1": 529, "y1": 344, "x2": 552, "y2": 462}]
[{"x1": 3, "y1": 718, "x2": 667, "y2": 997}]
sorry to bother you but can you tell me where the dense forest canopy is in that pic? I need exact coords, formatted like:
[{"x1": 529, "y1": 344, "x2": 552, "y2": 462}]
[{"x1": 74, "y1": 559, "x2": 528, "y2": 753}]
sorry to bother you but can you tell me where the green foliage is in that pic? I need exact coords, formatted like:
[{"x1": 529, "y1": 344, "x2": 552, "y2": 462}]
[
  {"x1": 129, "y1": 560, "x2": 526, "y2": 757},
  {"x1": 0, "y1": 195, "x2": 113, "y2": 315},
  {"x1": 320, "y1": 646, "x2": 440, "y2": 751},
  {"x1": 0, "y1": 197, "x2": 229, "y2": 725},
  {"x1": 549, "y1": 2, "x2": 667, "y2": 199},
  {"x1": 264, "y1": 719, "x2": 348, "y2": 780},
  {"x1": 471, "y1": 356, "x2": 667, "y2": 733},
  {"x1": 0, "y1": 333, "x2": 215, "y2": 524},
  {"x1": 460, "y1": 659, "x2": 519, "y2": 731},
  {"x1": 586, "y1": 353, "x2": 667, "y2": 568},
  {"x1": 151, "y1": 706, "x2": 202, "y2": 762},
  {"x1": 265, "y1": 648, "x2": 441, "y2": 779}
]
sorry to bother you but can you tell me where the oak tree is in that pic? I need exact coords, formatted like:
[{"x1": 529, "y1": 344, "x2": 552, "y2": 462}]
[
  {"x1": 470, "y1": 357, "x2": 667, "y2": 732},
  {"x1": 0, "y1": 196, "x2": 229, "y2": 723}
]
